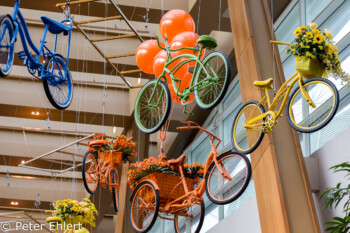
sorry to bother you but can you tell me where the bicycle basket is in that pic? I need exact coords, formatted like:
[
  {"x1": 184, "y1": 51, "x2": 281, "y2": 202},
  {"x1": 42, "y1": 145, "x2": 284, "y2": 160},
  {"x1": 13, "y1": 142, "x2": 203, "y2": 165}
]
[
  {"x1": 101, "y1": 151, "x2": 123, "y2": 167},
  {"x1": 295, "y1": 56, "x2": 325, "y2": 79}
]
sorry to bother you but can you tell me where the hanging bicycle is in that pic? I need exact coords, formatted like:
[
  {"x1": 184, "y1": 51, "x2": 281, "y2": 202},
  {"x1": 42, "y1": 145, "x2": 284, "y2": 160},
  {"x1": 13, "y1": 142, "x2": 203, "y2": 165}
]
[
  {"x1": 231, "y1": 40, "x2": 339, "y2": 154},
  {"x1": 129, "y1": 121, "x2": 251, "y2": 233},
  {"x1": 134, "y1": 36, "x2": 231, "y2": 134},
  {"x1": 0, "y1": 0, "x2": 73, "y2": 110}
]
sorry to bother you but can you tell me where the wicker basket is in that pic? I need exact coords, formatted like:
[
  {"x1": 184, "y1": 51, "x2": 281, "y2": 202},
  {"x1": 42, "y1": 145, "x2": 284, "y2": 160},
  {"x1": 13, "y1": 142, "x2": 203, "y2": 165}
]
[
  {"x1": 63, "y1": 216, "x2": 83, "y2": 230},
  {"x1": 137, "y1": 172, "x2": 196, "y2": 206},
  {"x1": 101, "y1": 150, "x2": 123, "y2": 167},
  {"x1": 295, "y1": 56, "x2": 325, "y2": 79}
]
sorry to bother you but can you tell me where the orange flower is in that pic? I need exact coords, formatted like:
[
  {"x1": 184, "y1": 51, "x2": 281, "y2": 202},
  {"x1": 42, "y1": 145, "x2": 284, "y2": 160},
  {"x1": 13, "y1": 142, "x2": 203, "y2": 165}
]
[{"x1": 184, "y1": 163, "x2": 190, "y2": 169}]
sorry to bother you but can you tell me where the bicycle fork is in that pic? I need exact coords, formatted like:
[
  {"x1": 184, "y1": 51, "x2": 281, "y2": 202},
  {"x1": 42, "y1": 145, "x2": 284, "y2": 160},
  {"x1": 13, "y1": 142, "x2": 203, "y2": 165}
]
[{"x1": 211, "y1": 142, "x2": 232, "y2": 181}]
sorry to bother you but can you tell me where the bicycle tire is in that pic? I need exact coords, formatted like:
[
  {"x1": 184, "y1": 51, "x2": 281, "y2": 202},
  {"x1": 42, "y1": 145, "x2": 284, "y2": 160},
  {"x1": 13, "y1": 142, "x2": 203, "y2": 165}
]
[
  {"x1": 231, "y1": 101, "x2": 265, "y2": 154},
  {"x1": 82, "y1": 151, "x2": 99, "y2": 194},
  {"x1": 134, "y1": 79, "x2": 171, "y2": 134},
  {"x1": 43, "y1": 55, "x2": 73, "y2": 110},
  {"x1": 111, "y1": 169, "x2": 119, "y2": 212},
  {"x1": 286, "y1": 78, "x2": 339, "y2": 133},
  {"x1": 205, "y1": 151, "x2": 252, "y2": 205},
  {"x1": 194, "y1": 51, "x2": 231, "y2": 109},
  {"x1": 0, "y1": 15, "x2": 15, "y2": 77},
  {"x1": 174, "y1": 201, "x2": 205, "y2": 233},
  {"x1": 130, "y1": 181, "x2": 160, "y2": 233}
]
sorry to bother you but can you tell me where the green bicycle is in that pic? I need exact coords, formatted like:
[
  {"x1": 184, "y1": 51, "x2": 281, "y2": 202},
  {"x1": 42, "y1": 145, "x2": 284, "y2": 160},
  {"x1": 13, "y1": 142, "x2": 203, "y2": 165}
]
[{"x1": 134, "y1": 35, "x2": 231, "y2": 134}]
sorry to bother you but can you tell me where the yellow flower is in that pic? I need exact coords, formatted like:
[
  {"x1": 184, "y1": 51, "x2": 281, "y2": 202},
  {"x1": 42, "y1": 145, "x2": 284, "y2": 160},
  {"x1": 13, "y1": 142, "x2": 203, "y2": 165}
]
[
  {"x1": 318, "y1": 46, "x2": 324, "y2": 50},
  {"x1": 300, "y1": 26, "x2": 307, "y2": 30},
  {"x1": 324, "y1": 29, "x2": 333, "y2": 39},
  {"x1": 313, "y1": 29, "x2": 321, "y2": 35},
  {"x1": 293, "y1": 28, "x2": 302, "y2": 36},
  {"x1": 294, "y1": 42, "x2": 299, "y2": 47},
  {"x1": 305, "y1": 31, "x2": 313, "y2": 38},
  {"x1": 309, "y1": 22, "x2": 318, "y2": 29},
  {"x1": 313, "y1": 34, "x2": 324, "y2": 44}
]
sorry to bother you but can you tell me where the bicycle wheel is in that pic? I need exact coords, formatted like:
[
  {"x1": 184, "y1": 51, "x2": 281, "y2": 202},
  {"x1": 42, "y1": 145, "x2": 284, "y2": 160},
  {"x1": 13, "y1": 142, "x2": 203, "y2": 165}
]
[
  {"x1": 231, "y1": 101, "x2": 265, "y2": 154},
  {"x1": 134, "y1": 79, "x2": 171, "y2": 134},
  {"x1": 110, "y1": 169, "x2": 119, "y2": 212},
  {"x1": 82, "y1": 151, "x2": 99, "y2": 194},
  {"x1": 43, "y1": 55, "x2": 73, "y2": 110},
  {"x1": 174, "y1": 201, "x2": 205, "y2": 233},
  {"x1": 287, "y1": 78, "x2": 339, "y2": 133},
  {"x1": 194, "y1": 51, "x2": 230, "y2": 109},
  {"x1": 130, "y1": 181, "x2": 160, "y2": 233},
  {"x1": 205, "y1": 151, "x2": 252, "y2": 205},
  {"x1": 0, "y1": 15, "x2": 15, "y2": 77}
]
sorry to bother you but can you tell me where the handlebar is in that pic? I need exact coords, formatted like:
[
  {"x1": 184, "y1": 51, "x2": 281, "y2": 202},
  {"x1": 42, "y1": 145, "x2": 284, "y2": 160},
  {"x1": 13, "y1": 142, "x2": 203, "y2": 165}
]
[
  {"x1": 177, "y1": 121, "x2": 221, "y2": 145},
  {"x1": 155, "y1": 35, "x2": 200, "y2": 53},
  {"x1": 270, "y1": 40, "x2": 292, "y2": 46}
]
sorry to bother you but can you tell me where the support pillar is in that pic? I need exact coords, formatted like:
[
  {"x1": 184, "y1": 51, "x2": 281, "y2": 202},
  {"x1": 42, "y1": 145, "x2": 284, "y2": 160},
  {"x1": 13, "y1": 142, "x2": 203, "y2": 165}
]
[
  {"x1": 227, "y1": 0, "x2": 321, "y2": 232},
  {"x1": 115, "y1": 120, "x2": 149, "y2": 233}
]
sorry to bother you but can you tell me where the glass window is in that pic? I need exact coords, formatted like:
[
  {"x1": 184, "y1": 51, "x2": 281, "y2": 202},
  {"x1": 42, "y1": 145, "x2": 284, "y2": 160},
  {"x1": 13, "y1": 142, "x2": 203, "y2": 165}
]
[
  {"x1": 305, "y1": 0, "x2": 332, "y2": 24},
  {"x1": 275, "y1": 3, "x2": 300, "y2": 52},
  {"x1": 319, "y1": 0, "x2": 350, "y2": 43}
]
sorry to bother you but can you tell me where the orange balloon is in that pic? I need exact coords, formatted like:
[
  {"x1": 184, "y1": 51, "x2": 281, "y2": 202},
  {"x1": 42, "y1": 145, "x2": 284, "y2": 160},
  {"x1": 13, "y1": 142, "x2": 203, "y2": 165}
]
[
  {"x1": 170, "y1": 32, "x2": 205, "y2": 67},
  {"x1": 168, "y1": 73, "x2": 194, "y2": 104},
  {"x1": 159, "y1": 9, "x2": 195, "y2": 42},
  {"x1": 153, "y1": 50, "x2": 189, "y2": 84},
  {"x1": 135, "y1": 40, "x2": 164, "y2": 74}
]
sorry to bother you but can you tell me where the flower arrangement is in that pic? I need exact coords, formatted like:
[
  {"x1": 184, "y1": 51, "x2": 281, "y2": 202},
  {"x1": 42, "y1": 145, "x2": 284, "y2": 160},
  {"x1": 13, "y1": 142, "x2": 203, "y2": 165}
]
[
  {"x1": 51, "y1": 198, "x2": 98, "y2": 227},
  {"x1": 127, "y1": 155, "x2": 204, "y2": 188},
  {"x1": 286, "y1": 23, "x2": 349, "y2": 82},
  {"x1": 88, "y1": 134, "x2": 137, "y2": 163}
]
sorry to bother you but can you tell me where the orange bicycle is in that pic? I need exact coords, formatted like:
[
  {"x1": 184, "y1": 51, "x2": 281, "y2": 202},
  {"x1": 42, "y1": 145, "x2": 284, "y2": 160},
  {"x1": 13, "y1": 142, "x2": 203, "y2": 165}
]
[
  {"x1": 129, "y1": 121, "x2": 252, "y2": 233},
  {"x1": 82, "y1": 140, "x2": 120, "y2": 212}
]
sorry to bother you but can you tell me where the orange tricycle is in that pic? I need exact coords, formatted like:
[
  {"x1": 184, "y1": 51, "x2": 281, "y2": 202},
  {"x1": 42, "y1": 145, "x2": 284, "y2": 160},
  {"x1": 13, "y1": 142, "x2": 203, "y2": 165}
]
[
  {"x1": 82, "y1": 134, "x2": 136, "y2": 212},
  {"x1": 129, "y1": 121, "x2": 252, "y2": 233}
]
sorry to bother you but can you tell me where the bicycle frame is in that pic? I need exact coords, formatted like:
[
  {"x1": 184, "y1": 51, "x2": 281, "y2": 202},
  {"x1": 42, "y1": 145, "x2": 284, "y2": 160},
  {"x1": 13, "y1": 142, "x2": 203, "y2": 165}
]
[
  {"x1": 9, "y1": 0, "x2": 72, "y2": 80},
  {"x1": 158, "y1": 122, "x2": 232, "y2": 214},
  {"x1": 245, "y1": 71, "x2": 315, "y2": 130},
  {"x1": 148, "y1": 36, "x2": 214, "y2": 107}
]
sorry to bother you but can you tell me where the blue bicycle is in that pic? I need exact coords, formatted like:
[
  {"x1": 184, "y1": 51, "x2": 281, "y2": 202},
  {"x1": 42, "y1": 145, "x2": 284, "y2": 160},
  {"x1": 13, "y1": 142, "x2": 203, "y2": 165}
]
[{"x1": 0, "y1": 0, "x2": 73, "y2": 110}]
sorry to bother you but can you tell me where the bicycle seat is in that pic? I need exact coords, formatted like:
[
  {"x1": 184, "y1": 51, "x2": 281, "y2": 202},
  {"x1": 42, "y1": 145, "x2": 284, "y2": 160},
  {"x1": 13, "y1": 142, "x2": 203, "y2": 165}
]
[
  {"x1": 254, "y1": 78, "x2": 273, "y2": 90},
  {"x1": 197, "y1": 35, "x2": 217, "y2": 49},
  {"x1": 41, "y1": 16, "x2": 70, "y2": 35},
  {"x1": 168, "y1": 155, "x2": 186, "y2": 172},
  {"x1": 88, "y1": 139, "x2": 108, "y2": 149}
]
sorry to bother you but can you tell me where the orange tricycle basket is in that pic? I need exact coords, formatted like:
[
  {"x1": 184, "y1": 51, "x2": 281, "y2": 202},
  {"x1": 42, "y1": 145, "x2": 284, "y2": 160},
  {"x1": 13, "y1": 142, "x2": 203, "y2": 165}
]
[
  {"x1": 101, "y1": 151, "x2": 123, "y2": 167},
  {"x1": 137, "y1": 172, "x2": 196, "y2": 206}
]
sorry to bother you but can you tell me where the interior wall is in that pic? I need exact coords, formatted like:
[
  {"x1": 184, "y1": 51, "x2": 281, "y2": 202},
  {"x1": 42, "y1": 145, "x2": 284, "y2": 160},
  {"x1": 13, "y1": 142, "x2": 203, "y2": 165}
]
[{"x1": 309, "y1": 127, "x2": 350, "y2": 233}]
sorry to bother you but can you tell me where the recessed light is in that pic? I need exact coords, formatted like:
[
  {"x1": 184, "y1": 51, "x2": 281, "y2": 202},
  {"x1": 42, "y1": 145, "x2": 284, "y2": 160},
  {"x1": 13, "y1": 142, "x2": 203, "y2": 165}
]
[
  {"x1": 21, "y1": 160, "x2": 25, "y2": 164},
  {"x1": 10, "y1": 201, "x2": 18, "y2": 206},
  {"x1": 31, "y1": 111, "x2": 39, "y2": 116}
]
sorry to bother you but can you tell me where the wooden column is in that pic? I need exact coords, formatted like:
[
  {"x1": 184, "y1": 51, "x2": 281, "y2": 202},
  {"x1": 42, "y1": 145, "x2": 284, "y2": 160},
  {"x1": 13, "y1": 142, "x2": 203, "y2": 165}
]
[
  {"x1": 114, "y1": 120, "x2": 149, "y2": 233},
  {"x1": 227, "y1": 0, "x2": 321, "y2": 232}
]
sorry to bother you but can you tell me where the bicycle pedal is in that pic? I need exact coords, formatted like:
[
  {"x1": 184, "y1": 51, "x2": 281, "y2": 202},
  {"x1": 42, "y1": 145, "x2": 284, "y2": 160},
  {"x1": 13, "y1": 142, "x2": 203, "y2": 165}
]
[{"x1": 17, "y1": 51, "x2": 27, "y2": 60}]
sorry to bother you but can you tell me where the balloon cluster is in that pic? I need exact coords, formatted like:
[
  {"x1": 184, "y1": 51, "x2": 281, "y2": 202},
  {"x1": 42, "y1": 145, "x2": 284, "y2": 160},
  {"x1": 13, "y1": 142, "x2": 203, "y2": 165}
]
[{"x1": 135, "y1": 9, "x2": 204, "y2": 104}]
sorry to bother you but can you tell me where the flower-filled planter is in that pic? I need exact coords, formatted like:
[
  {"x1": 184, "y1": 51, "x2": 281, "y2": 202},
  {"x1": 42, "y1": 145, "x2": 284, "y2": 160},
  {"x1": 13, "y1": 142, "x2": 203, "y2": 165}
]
[
  {"x1": 88, "y1": 134, "x2": 137, "y2": 167},
  {"x1": 47, "y1": 198, "x2": 98, "y2": 231},
  {"x1": 127, "y1": 155, "x2": 204, "y2": 206},
  {"x1": 287, "y1": 23, "x2": 349, "y2": 81}
]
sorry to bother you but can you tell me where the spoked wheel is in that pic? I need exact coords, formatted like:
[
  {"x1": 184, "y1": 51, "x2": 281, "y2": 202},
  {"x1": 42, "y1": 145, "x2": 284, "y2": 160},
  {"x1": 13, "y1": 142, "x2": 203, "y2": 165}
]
[
  {"x1": 43, "y1": 55, "x2": 73, "y2": 110},
  {"x1": 82, "y1": 151, "x2": 99, "y2": 194},
  {"x1": 194, "y1": 51, "x2": 230, "y2": 109},
  {"x1": 0, "y1": 15, "x2": 15, "y2": 77},
  {"x1": 205, "y1": 151, "x2": 252, "y2": 205},
  {"x1": 134, "y1": 79, "x2": 171, "y2": 134},
  {"x1": 130, "y1": 181, "x2": 160, "y2": 233},
  {"x1": 110, "y1": 169, "x2": 119, "y2": 212},
  {"x1": 287, "y1": 78, "x2": 339, "y2": 133},
  {"x1": 231, "y1": 101, "x2": 265, "y2": 154},
  {"x1": 174, "y1": 201, "x2": 205, "y2": 233}
]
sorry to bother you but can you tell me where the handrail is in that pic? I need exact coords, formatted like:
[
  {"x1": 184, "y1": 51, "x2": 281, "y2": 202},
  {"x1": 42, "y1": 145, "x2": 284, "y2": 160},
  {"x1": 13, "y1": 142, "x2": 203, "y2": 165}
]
[
  {"x1": 177, "y1": 121, "x2": 220, "y2": 143},
  {"x1": 155, "y1": 35, "x2": 200, "y2": 53},
  {"x1": 270, "y1": 40, "x2": 292, "y2": 46}
]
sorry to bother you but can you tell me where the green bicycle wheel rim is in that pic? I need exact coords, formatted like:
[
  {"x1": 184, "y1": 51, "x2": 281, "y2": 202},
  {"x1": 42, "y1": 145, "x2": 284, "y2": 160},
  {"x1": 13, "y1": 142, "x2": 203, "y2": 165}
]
[
  {"x1": 194, "y1": 52, "x2": 229, "y2": 108},
  {"x1": 134, "y1": 80, "x2": 170, "y2": 133}
]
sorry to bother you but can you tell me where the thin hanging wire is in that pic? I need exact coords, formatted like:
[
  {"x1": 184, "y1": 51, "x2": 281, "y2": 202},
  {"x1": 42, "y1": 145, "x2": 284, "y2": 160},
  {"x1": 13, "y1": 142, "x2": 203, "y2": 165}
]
[{"x1": 196, "y1": 0, "x2": 202, "y2": 34}]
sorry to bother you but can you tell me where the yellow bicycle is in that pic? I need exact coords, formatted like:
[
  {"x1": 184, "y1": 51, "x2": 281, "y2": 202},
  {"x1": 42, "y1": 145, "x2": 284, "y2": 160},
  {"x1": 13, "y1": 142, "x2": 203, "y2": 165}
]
[{"x1": 231, "y1": 40, "x2": 339, "y2": 154}]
